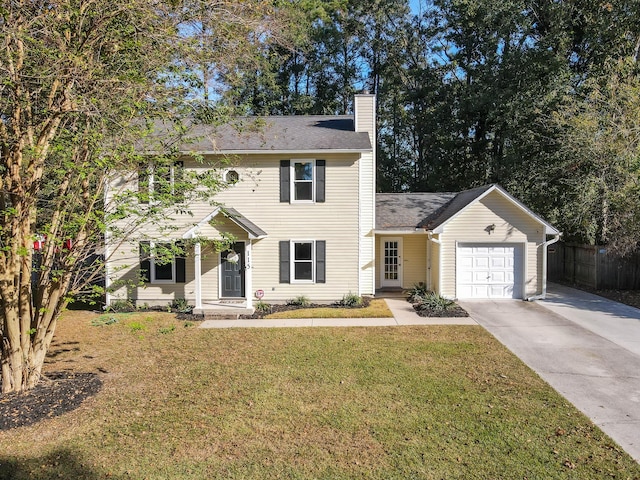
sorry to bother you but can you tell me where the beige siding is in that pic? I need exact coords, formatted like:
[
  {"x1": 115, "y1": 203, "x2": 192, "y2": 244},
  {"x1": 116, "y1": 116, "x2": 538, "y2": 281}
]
[
  {"x1": 402, "y1": 235, "x2": 427, "y2": 288},
  {"x1": 374, "y1": 234, "x2": 426, "y2": 290},
  {"x1": 437, "y1": 190, "x2": 545, "y2": 298},
  {"x1": 108, "y1": 153, "x2": 368, "y2": 304},
  {"x1": 354, "y1": 94, "x2": 377, "y2": 296},
  {"x1": 359, "y1": 150, "x2": 375, "y2": 295},
  {"x1": 428, "y1": 238, "x2": 440, "y2": 292}
]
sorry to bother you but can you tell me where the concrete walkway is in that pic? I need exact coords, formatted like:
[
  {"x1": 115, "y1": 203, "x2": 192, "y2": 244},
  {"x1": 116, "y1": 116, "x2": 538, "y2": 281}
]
[
  {"x1": 460, "y1": 284, "x2": 640, "y2": 463},
  {"x1": 199, "y1": 297, "x2": 477, "y2": 328}
]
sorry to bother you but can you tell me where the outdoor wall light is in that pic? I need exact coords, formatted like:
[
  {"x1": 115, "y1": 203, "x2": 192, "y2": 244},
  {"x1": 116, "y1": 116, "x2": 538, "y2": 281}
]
[{"x1": 485, "y1": 224, "x2": 496, "y2": 234}]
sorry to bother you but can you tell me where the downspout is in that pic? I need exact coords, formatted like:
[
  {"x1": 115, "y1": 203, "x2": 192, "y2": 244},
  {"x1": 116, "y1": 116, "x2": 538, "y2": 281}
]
[
  {"x1": 526, "y1": 233, "x2": 561, "y2": 301},
  {"x1": 427, "y1": 232, "x2": 442, "y2": 295}
]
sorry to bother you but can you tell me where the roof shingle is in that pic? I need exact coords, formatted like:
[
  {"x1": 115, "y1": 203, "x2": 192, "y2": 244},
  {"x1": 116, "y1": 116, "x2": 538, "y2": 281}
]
[{"x1": 148, "y1": 116, "x2": 372, "y2": 153}]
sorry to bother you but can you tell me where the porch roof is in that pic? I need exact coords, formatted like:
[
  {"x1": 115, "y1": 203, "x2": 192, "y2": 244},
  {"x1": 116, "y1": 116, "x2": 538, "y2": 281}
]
[{"x1": 182, "y1": 207, "x2": 267, "y2": 240}]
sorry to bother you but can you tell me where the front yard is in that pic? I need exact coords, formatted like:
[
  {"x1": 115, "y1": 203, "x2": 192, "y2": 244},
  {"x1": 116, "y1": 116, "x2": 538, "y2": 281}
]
[{"x1": 0, "y1": 311, "x2": 638, "y2": 479}]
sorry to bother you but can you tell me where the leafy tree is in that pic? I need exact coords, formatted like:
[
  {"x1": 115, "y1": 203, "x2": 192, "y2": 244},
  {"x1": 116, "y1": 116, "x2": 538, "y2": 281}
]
[
  {"x1": 543, "y1": 62, "x2": 640, "y2": 255},
  {"x1": 0, "y1": 0, "x2": 284, "y2": 393}
]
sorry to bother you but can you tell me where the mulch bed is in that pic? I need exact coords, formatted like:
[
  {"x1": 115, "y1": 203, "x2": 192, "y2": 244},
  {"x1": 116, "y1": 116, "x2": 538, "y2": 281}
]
[
  {"x1": 0, "y1": 372, "x2": 102, "y2": 431},
  {"x1": 241, "y1": 297, "x2": 373, "y2": 319},
  {"x1": 414, "y1": 304, "x2": 470, "y2": 317}
]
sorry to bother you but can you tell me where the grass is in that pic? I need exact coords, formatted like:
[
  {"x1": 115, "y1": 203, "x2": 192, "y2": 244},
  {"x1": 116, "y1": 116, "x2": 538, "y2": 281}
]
[
  {"x1": 266, "y1": 298, "x2": 393, "y2": 319},
  {"x1": 1, "y1": 310, "x2": 639, "y2": 479}
]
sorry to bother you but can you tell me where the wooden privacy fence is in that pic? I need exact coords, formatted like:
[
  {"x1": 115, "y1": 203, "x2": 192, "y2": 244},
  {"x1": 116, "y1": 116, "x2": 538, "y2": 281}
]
[{"x1": 547, "y1": 243, "x2": 640, "y2": 290}]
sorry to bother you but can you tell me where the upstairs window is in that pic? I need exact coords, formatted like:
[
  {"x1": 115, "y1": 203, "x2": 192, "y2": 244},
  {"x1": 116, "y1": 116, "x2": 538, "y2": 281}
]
[
  {"x1": 279, "y1": 160, "x2": 325, "y2": 203},
  {"x1": 293, "y1": 161, "x2": 314, "y2": 202},
  {"x1": 138, "y1": 161, "x2": 184, "y2": 204}
]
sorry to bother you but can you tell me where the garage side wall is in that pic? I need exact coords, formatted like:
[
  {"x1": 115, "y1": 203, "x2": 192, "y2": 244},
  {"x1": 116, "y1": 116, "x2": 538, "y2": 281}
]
[{"x1": 438, "y1": 191, "x2": 546, "y2": 299}]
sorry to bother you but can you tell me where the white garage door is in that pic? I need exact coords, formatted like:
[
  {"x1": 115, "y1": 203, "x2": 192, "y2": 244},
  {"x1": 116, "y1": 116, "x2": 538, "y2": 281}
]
[{"x1": 457, "y1": 245, "x2": 522, "y2": 299}]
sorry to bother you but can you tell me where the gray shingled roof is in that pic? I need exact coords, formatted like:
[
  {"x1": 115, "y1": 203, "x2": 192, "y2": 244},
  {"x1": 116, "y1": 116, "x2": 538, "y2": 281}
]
[
  {"x1": 147, "y1": 116, "x2": 372, "y2": 153},
  {"x1": 418, "y1": 185, "x2": 494, "y2": 230},
  {"x1": 223, "y1": 208, "x2": 267, "y2": 239},
  {"x1": 376, "y1": 192, "x2": 458, "y2": 231},
  {"x1": 376, "y1": 184, "x2": 559, "y2": 234}
]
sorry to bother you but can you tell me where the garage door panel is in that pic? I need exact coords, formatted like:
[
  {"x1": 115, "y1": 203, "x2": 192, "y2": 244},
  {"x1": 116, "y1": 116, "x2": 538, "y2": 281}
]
[
  {"x1": 491, "y1": 271, "x2": 506, "y2": 282},
  {"x1": 475, "y1": 257, "x2": 489, "y2": 268},
  {"x1": 459, "y1": 271, "x2": 474, "y2": 283},
  {"x1": 457, "y1": 244, "x2": 522, "y2": 299},
  {"x1": 473, "y1": 271, "x2": 489, "y2": 282}
]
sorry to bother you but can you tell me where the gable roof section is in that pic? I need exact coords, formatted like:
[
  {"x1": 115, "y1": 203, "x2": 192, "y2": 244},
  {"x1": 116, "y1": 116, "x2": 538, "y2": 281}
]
[
  {"x1": 376, "y1": 192, "x2": 457, "y2": 232},
  {"x1": 376, "y1": 184, "x2": 559, "y2": 235},
  {"x1": 147, "y1": 116, "x2": 372, "y2": 154},
  {"x1": 183, "y1": 207, "x2": 267, "y2": 240}
]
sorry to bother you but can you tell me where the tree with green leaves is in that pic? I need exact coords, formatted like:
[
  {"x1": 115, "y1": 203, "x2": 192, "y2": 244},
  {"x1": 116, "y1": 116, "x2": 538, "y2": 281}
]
[{"x1": 0, "y1": 0, "x2": 286, "y2": 393}]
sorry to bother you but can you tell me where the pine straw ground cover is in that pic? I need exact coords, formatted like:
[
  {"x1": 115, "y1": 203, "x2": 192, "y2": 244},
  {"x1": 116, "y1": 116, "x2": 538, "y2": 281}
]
[{"x1": 0, "y1": 312, "x2": 639, "y2": 479}]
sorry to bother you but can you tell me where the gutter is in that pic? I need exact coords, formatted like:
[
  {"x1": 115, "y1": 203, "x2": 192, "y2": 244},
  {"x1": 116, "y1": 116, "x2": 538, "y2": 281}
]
[{"x1": 526, "y1": 233, "x2": 562, "y2": 301}]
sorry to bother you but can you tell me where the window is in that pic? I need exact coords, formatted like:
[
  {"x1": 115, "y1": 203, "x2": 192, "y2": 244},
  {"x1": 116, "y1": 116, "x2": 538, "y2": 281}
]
[
  {"x1": 292, "y1": 161, "x2": 314, "y2": 202},
  {"x1": 293, "y1": 241, "x2": 314, "y2": 281},
  {"x1": 279, "y1": 240, "x2": 326, "y2": 284},
  {"x1": 138, "y1": 161, "x2": 184, "y2": 203},
  {"x1": 139, "y1": 241, "x2": 186, "y2": 284},
  {"x1": 148, "y1": 242, "x2": 175, "y2": 283},
  {"x1": 225, "y1": 169, "x2": 240, "y2": 184},
  {"x1": 280, "y1": 160, "x2": 325, "y2": 203}
]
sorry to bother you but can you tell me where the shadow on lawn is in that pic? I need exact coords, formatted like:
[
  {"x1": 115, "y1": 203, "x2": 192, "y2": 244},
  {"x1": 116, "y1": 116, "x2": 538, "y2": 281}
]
[{"x1": 0, "y1": 448, "x2": 124, "y2": 480}]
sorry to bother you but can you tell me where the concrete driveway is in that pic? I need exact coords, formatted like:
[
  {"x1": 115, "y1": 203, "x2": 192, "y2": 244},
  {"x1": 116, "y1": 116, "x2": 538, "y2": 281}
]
[{"x1": 459, "y1": 284, "x2": 640, "y2": 463}]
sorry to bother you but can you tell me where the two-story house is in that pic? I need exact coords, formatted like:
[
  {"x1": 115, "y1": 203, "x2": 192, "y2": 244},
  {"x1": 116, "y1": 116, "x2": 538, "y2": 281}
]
[
  {"x1": 106, "y1": 94, "x2": 377, "y2": 313},
  {"x1": 105, "y1": 93, "x2": 560, "y2": 313}
]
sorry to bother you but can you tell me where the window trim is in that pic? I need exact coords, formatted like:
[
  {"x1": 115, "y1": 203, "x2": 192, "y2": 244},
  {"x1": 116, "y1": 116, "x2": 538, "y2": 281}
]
[
  {"x1": 139, "y1": 161, "x2": 182, "y2": 202},
  {"x1": 150, "y1": 242, "x2": 177, "y2": 284},
  {"x1": 290, "y1": 159, "x2": 315, "y2": 203},
  {"x1": 290, "y1": 240, "x2": 315, "y2": 283},
  {"x1": 224, "y1": 169, "x2": 240, "y2": 185}
]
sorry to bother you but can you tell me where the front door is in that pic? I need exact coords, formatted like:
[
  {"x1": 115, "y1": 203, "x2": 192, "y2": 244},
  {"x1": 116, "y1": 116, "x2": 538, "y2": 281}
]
[
  {"x1": 220, "y1": 242, "x2": 245, "y2": 298},
  {"x1": 381, "y1": 237, "x2": 403, "y2": 288}
]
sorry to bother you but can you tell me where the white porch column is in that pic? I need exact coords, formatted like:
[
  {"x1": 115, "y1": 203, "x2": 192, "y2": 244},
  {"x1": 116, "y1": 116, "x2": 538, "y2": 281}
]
[
  {"x1": 245, "y1": 240, "x2": 253, "y2": 309},
  {"x1": 194, "y1": 242, "x2": 202, "y2": 309}
]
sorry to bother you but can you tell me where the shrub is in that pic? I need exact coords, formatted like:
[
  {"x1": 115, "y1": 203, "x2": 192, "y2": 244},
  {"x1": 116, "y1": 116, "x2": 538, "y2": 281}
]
[
  {"x1": 106, "y1": 299, "x2": 135, "y2": 313},
  {"x1": 170, "y1": 298, "x2": 193, "y2": 313},
  {"x1": 337, "y1": 292, "x2": 363, "y2": 307},
  {"x1": 405, "y1": 282, "x2": 429, "y2": 303},
  {"x1": 287, "y1": 295, "x2": 310, "y2": 307},
  {"x1": 414, "y1": 292, "x2": 456, "y2": 312},
  {"x1": 255, "y1": 301, "x2": 272, "y2": 314}
]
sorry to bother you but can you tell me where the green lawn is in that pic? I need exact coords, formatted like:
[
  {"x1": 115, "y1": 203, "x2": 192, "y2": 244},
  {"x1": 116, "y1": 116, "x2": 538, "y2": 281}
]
[{"x1": 0, "y1": 311, "x2": 638, "y2": 479}]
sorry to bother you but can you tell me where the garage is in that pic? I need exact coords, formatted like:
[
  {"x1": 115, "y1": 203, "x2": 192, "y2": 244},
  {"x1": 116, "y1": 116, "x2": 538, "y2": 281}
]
[
  {"x1": 376, "y1": 185, "x2": 561, "y2": 299},
  {"x1": 456, "y1": 244, "x2": 522, "y2": 299}
]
